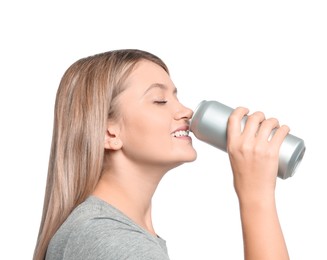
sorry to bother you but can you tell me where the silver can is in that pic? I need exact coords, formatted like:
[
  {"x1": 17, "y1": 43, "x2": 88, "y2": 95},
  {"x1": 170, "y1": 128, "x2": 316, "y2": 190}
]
[{"x1": 190, "y1": 100, "x2": 306, "y2": 179}]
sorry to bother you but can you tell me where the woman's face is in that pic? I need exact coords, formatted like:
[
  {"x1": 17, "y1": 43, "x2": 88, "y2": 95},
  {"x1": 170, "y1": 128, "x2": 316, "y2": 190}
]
[{"x1": 114, "y1": 60, "x2": 197, "y2": 170}]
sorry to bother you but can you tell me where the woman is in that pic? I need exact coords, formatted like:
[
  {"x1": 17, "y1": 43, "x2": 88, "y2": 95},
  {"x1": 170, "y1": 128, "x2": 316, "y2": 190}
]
[{"x1": 33, "y1": 49, "x2": 290, "y2": 260}]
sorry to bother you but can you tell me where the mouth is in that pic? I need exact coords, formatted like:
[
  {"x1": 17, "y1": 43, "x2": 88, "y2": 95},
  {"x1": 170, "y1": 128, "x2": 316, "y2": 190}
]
[{"x1": 171, "y1": 129, "x2": 190, "y2": 137}]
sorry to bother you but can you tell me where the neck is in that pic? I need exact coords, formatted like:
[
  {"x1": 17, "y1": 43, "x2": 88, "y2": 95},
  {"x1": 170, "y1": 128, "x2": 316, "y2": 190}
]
[{"x1": 92, "y1": 160, "x2": 168, "y2": 236}]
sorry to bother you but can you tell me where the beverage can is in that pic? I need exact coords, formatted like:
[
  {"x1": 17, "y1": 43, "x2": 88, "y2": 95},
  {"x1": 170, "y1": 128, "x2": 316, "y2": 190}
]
[{"x1": 190, "y1": 100, "x2": 306, "y2": 179}]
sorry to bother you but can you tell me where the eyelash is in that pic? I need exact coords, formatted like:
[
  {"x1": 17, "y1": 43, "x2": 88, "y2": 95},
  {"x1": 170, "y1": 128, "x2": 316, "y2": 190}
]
[{"x1": 154, "y1": 100, "x2": 167, "y2": 105}]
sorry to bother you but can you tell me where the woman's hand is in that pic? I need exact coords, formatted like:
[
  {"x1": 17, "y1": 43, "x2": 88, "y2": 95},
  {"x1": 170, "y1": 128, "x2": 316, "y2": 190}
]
[
  {"x1": 226, "y1": 106, "x2": 290, "y2": 260},
  {"x1": 227, "y1": 107, "x2": 290, "y2": 202}
]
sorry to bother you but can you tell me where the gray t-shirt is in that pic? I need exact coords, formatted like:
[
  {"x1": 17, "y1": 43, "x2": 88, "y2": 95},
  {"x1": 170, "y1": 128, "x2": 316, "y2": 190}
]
[{"x1": 46, "y1": 196, "x2": 170, "y2": 260}]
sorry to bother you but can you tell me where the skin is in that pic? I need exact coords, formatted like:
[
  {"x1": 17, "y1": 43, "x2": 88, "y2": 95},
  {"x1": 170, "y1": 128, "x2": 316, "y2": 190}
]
[
  {"x1": 93, "y1": 60, "x2": 290, "y2": 259},
  {"x1": 228, "y1": 108, "x2": 290, "y2": 259},
  {"x1": 93, "y1": 60, "x2": 197, "y2": 235}
]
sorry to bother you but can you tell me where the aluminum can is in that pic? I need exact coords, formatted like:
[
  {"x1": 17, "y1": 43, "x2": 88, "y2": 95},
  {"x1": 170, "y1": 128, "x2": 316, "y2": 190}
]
[{"x1": 190, "y1": 100, "x2": 306, "y2": 179}]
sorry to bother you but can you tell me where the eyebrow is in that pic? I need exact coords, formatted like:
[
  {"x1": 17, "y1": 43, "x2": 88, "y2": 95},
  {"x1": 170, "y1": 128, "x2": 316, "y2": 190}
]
[{"x1": 143, "y1": 83, "x2": 177, "y2": 96}]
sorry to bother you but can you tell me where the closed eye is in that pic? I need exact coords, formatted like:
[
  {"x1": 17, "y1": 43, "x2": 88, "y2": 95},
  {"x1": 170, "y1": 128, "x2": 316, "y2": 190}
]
[{"x1": 154, "y1": 100, "x2": 167, "y2": 105}]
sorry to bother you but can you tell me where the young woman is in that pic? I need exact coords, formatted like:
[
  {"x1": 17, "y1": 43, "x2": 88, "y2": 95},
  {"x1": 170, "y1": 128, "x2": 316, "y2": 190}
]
[{"x1": 33, "y1": 49, "x2": 290, "y2": 260}]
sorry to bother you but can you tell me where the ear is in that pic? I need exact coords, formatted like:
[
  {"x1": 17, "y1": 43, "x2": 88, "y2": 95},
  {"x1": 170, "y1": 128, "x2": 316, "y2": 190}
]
[{"x1": 104, "y1": 122, "x2": 123, "y2": 150}]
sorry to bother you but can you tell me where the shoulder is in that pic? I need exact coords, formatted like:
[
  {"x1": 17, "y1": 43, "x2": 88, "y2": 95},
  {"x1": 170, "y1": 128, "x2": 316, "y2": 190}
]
[
  {"x1": 46, "y1": 196, "x2": 170, "y2": 260},
  {"x1": 67, "y1": 221, "x2": 169, "y2": 259}
]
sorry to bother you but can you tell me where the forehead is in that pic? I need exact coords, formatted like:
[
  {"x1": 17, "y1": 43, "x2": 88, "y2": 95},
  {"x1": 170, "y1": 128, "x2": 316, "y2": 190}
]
[{"x1": 123, "y1": 60, "x2": 174, "y2": 95}]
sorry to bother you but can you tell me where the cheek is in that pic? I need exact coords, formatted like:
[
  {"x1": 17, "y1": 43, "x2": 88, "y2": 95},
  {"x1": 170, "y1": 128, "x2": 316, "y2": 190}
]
[
  {"x1": 121, "y1": 119, "x2": 143, "y2": 146},
  {"x1": 121, "y1": 111, "x2": 171, "y2": 148}
]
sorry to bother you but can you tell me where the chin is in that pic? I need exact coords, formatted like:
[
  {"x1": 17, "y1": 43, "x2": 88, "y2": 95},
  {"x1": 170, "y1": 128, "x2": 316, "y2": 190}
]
[
  {"x1": 187, "y1": 154, "x2": 198, "y2": 162},
  {"x1": 165, "y1": 147, "x2": 197, "y2": 169},
  {"x1": 180, "y1": 150, "x2": 198, "y2": 163}
]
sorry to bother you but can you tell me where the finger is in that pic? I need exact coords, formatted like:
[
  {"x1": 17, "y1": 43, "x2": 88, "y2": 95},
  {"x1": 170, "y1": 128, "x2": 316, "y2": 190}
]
[
  {"x1": 256, "y1": 118, "x2": 280, "y2": 142},
  {"x1": 227, "y1": 107, "x2": 249, "y2": 138},
  {"x1": 270, "y1": 125, "x2": 290, "y2": 148},
  {"x1": 242, "y1": 111, "x2": 265, "y2": 137}
]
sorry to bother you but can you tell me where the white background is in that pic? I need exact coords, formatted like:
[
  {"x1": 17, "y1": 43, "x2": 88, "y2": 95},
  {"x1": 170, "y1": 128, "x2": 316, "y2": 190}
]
[{"x1": 1, "y1": 1, "x2": 326, "y2": 259}]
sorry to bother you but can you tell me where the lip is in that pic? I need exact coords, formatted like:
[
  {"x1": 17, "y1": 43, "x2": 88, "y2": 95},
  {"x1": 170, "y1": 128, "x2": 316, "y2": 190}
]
[{"x1": 171, "y1": 125, "x2": 190, "y2": 134}]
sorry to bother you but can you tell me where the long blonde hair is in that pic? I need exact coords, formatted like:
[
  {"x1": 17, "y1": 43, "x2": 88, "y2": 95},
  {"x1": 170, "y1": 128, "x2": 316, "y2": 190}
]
[{"x1": 33, "y1": 49, "x2": 169, "y2": 260}]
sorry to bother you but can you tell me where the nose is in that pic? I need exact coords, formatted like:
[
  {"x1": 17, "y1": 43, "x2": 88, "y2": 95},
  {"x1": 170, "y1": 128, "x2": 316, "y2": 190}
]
[{"x1": 174, "y1": 103, "x2": 193, "y2": 120}]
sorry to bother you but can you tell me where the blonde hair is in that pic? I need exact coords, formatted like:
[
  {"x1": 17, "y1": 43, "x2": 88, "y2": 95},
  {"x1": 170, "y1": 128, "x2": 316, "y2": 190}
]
[{"x1": 33, "y1": 49, "x2": 169, "y2": 260}]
